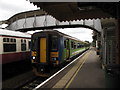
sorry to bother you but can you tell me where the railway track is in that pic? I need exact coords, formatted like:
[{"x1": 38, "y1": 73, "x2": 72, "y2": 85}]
[
  {"x1": 18, "y1": 50, "x2": 88, "y2": 90},
  {"x1": 17, "y1": 67, "x2": 62, "y2": 89},
  {"x1": 18, "y1": 77, "x2": 47, "y2": 90}
]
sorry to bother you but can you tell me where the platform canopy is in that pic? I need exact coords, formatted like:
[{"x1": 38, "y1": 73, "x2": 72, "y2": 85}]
[{"x1": 29, "y1": 1, "x2": 119, "y2": 21}]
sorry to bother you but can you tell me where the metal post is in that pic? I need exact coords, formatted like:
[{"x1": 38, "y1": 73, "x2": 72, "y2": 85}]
[
  {"x1": 105, "y1": 3, "x2": 120, "y2": 88},
  {"x1": 23, "y1": 13, "x2": 27, "y2": 28},
  {"x1": 43, "y1": 13, "x2": 47, "y2": 27},
  {"x1": 116, "y1": 20, "x2": 120, "y2": 64},
  {"x1": 116, "y1": 2, "x2": 120, "y2": 64},
  {"x1": 33, "y1": 12, "x2": 37, "y2": 27}
]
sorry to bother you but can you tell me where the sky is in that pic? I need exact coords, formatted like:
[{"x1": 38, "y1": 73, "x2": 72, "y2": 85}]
[
  {"x1": 0, "y1": 0, "x2": 93, "y2": 42},
  {"x1": 0, "y1": 0, "x2": 38, "y2": 20},
  {"x1": 57, "y1": 28, "x2": 93, "y2": 42}
]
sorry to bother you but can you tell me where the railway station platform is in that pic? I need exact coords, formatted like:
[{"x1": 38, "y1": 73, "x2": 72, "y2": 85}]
[{"x1": 37, "y1": 48, "x2": 105, "y2": 89}]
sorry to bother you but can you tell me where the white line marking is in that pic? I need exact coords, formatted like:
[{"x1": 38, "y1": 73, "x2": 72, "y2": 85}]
[{"x1": 33, "y1": 50, "x2": 88, "y2": 90}]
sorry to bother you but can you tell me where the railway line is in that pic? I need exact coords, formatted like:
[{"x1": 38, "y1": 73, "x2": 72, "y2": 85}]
[
  {"x1": 19, "y1": 50, "x2": 88, "y2": 90},
  {"x1": 18, "y1": 77, "x2": 46, "y2": 90}
]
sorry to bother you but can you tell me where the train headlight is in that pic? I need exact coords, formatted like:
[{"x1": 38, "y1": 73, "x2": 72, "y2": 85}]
[
  {"x1": 33, "y1": 56, "x2": 36, "y2": 59},
  {"x1": 52, "y1": 57, "x2": 57, "y2": 61},
  {"x1": 41, "y1": 68, "x2": 44, "y2": 72}
]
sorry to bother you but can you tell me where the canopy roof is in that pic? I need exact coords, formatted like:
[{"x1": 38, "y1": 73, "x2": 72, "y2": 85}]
[{"x1": 29, "y1": 2, "x2": 119, "y2": 21}]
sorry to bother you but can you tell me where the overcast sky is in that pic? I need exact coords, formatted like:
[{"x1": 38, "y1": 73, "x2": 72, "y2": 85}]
[
  {"x1": 0, "y1": 0, "x2": 93, "y2": 42},
  {"x1": 0, "y1": 0, "x2": 38, "y2": 20},
  {"x1": 57, "y1": 28, "x2": 93, "y2": 42}
]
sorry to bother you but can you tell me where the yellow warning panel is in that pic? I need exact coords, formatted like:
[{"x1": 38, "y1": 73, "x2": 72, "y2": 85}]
[
  {"x1": 31, "y1": 59, "x2": 35, "y2": 63},
  {"x1": 32, "y1": 51, "x2": 37, "y2": 56},
  {"x1": 51, "y1": 52, "x2": 59, "y2": 57},
  {"x1": 40, "y1": 38, "x2": 46, "y2": 63},
  {"x1": 56, "y1": 61, "x2": 59, "y2": 65}
]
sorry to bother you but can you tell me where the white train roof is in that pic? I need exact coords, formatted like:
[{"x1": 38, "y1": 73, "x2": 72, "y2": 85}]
[{"x1": 0, "y1": 29, "x2": 31, "y2": 38}]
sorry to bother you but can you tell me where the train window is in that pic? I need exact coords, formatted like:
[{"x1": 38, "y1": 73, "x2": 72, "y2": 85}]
[
  {"x1": 6, "y1": 38, "x2": 9, "y2": 42},
  {"x1": 24, "y1": 40, "x2": 26, "y2": 43},
  {"x1": 21, "y1": 44, "x2": 26, "y2": 51},
  {"x1": 21, "y1": 39, "x2": 23, "y2": 43},
  {"x1": 14, "y1": 39, "x2": 16, "y2": 42},
  {"x1": 74, "y1": 42, "x2": 76, "y2": 49},
  {"x1": 76, "y1": 43, "x2": 78, "y2": 48},
  {"x1": 78, "y1": 43, "x2": 81, "y2": 48},
  {"x1": 66, "y1": 40, "x2": 69, "y2": 49},
  {"x1": 32, "y1": 39, "x2": 36, "y2": 50},
  {"x1": 10, "y1": 38, "x2": 13, "y2": 42},
  {"x1": 3, "y1": 38, "x2": 16, "y2": 42},
  {"x1": 21, "y1": 39, "x2": 26, "y2": 51},
  {"x1": 51, "y1": 36, "x2": 58, "y2": 50},
  {"x1": 3, "y1": 38, "x2": 6, "y2": 42},
  {"x1": 3, "y1": 38, "x2": 16, "y2": 52},
  {"x1": 3, "y1": 44, "x2": 16, "y2": 52},
  {"x1": 81, "y1": 44, "x2": 83, "y2": 47},
  {"x1": 71, "y1": 41, "x2": 74, "y2": 49},
  {"x1": 64, "y1": 40, "x2": 66, "y2": 48},
  {"x1": 77, "y1": 43, "x2": 79, "y2": 48}
]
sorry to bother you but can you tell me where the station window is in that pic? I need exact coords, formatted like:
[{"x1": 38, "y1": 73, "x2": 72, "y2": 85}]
[{"x1": 21, "y1": 39, "x2": 26, "y2": 51}]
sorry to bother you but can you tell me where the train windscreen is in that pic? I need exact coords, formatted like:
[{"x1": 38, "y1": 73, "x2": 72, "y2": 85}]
[{"x1": 32, "y1": 39, "x2": 36, "y2": 50}]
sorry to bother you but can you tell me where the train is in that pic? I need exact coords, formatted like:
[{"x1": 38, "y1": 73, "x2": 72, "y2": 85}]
[
  {"x1": 0, "y1": 29, "x2": 31, "y2": 65},
  {"x1": 31, "y1": 30, "x2": 89, "y2": 77}
]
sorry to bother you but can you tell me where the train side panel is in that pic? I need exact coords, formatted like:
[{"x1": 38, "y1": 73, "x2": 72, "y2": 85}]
[
  {"x1": 0, "y1": 37, "x2": 3, "y2": 64},
  {"x1": 60, "y1": 37, "x2": 71, "y2": 63},
  {"x1": 1, "y1": 36, "x2": 31, "y2": 64},
  {"x1": 69, "y1": 39, "x2": 86, "y2": 58},
  {"x1": 58, "y1": 36, "x2": 65, "y2": 64}
]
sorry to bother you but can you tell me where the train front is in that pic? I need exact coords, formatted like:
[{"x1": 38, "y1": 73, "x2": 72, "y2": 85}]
[{"x1": 31, "y1": 31, "x2": 60, "y2": 76}]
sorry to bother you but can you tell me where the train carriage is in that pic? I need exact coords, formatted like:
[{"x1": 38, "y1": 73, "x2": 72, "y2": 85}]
[
  {"x1": 31, "y1": 30, "x2": 89, "y2": 76},
  {"x1": 0, "y1": 29, "x2": 31, "y2": 65}
]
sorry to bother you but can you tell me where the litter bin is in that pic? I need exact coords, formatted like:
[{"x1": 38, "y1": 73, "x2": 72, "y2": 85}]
[{"x1": 105, "y1": 64, "x2": 120, "y2": 88}]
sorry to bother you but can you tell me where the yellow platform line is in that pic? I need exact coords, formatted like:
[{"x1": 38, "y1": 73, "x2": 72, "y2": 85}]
[{"x1": 64, "y1": 51, "x2": 91, "y2": 89}]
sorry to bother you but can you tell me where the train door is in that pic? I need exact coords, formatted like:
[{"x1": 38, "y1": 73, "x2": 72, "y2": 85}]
[
  {"x1": 66, "y1": 39, "x2": 70, "y2": 59},
  {"x1": 39, "y1": 38, "x2": 47, "y2": 63}
]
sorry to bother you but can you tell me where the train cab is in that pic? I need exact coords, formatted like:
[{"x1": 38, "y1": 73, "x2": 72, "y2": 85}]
[{"x1": 31, "y1": 31, "x2": 61, "y2": 73}]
